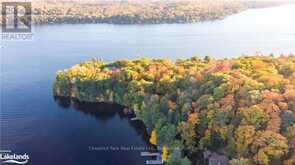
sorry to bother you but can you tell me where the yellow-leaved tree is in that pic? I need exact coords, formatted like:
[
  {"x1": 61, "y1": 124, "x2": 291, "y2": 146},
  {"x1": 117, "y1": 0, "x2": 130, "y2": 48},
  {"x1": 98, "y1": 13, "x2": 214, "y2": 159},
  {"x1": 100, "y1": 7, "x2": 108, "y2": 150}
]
[
  {"x1": 234, "y1": 125, "x2": 256, "y2": 157},
  {"x1": 161, "y1": 145, "x2": 168, "y2": 162},
  {"x1": 149, "y1": 129, "x2": 157, "y2": 145}
]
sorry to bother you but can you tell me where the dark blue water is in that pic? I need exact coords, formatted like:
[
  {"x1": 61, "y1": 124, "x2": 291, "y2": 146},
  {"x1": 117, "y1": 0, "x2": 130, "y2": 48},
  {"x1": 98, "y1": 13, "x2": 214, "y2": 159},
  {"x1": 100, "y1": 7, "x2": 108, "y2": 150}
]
[{"x1": 1, "y1": 4, "x2": 295, "y2": 165}]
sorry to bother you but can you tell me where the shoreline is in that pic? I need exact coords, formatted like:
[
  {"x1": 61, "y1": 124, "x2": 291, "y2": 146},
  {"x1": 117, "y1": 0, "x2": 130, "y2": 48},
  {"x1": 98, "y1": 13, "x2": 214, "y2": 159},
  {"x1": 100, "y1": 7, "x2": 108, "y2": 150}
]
[
  {"x1": 22, "y1": 1, "x2": 293, "y2": 25},
  {"x1": 53, "y1": 55, "x2": 295, "y2": 164}
]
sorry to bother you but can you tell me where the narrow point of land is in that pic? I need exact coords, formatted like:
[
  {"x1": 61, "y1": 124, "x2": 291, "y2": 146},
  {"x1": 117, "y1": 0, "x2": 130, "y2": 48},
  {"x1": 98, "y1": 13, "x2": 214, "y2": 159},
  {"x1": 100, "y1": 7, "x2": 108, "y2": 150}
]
[{"x1": 53, "y1": 55, "x2": 295, "y2": 165}]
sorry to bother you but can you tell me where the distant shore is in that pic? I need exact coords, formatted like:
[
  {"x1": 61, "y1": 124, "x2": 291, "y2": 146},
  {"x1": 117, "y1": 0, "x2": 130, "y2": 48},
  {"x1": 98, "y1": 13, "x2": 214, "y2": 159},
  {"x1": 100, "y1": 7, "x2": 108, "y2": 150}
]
[{"x1": 25, "y1": 1, "x2": 292, "y2": 25}]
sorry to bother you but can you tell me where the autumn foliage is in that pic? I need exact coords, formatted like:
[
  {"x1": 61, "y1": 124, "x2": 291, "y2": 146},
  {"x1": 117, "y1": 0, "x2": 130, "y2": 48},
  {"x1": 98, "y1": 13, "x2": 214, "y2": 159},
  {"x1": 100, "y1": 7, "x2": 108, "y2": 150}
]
[
  {"x1": 29, "y1": 0, "x2": 287, "y2": 25},
  {"x1": 54, "y1": 55, "x2": 295, "y2": 164}
]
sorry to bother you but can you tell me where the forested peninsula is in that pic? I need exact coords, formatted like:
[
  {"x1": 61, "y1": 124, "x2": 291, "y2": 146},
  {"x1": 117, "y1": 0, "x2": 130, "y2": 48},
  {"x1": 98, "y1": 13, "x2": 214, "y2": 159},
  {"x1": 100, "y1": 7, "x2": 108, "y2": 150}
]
[
  {"x1": 53, "y1": 55, "x2": 295, "y2": 165},
  {"x1": 29, "y1": 0, "x2": 290, "y2": 24}
]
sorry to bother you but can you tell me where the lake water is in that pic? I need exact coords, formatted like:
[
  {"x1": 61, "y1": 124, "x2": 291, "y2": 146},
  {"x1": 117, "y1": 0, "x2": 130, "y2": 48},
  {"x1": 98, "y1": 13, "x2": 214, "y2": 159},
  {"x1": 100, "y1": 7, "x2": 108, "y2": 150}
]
[{"x1": 1, "y1": 4, "x2": 295, "y2": 165}]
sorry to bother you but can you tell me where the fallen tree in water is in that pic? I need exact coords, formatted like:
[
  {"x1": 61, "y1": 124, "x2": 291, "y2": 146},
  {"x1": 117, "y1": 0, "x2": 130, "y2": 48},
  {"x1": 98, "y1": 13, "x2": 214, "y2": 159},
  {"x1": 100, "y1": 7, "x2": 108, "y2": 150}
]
[{"x1": 54, "y1": 55, "x2": 295, "y2": 165}]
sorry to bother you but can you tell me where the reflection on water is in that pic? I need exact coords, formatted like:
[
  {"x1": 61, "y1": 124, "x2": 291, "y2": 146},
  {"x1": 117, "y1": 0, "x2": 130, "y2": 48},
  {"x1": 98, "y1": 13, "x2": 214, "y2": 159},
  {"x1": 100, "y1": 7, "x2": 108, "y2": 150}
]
[{"x1": 53, "y1": 96, "x2": 150, "y2": 146}]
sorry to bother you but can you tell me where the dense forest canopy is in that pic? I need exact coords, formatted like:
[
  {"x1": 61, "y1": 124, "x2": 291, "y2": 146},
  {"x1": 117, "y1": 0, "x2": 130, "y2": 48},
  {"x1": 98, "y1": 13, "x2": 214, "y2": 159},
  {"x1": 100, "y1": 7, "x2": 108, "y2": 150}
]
[
  {"x1": 22, "y1": 0, "x2": 293, "y2": 24},
  {"x1": 54, "y1": 55, "x2": 295, "y2": 165}
]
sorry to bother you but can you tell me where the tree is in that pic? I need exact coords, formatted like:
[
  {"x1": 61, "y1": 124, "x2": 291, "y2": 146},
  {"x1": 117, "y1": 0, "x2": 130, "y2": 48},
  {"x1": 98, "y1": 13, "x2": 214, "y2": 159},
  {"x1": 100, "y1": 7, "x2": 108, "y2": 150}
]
[
  {"x1": 157, "y1": 124, "x2": 176, "y2": 145},
  {"x1": 166, "y1": 149, "x2": 181, "y2": 165},
  {"x1": 284, "y1": 89, "x2": 295, "y2": 102},
  {"x1": 213, "y1": 110, "x2": 230, "y2": 126},
  {"x1": 204, "y1": 56, "x2": 211, "y2": 63},
  {"x1": 252, "y1": 131, "x2": 288, "y2": 165},
  {"x1": 261, "y1": 90, "x2": 284, "y2": 102},
  {"x1": 166, "y1": 149, "x2": 191, "y2": 165},
  {"x1": 188, "y1": 112, "x2": 199, "y2": 125},
  {"x1": 149, "y1": 129, "x2": 157, "y2": 145},
  {"x1": 234, "y1": 125, "x2": 255, "y2": 157},
  {"x1": 285, "y1": 124, "x2": 295, "y2": 139},
  {"x1": 219, "y1": 95, "x2": 234, "y2": 107},
  {"x1": 279, "y1": 64, "x2": 294, "y2": 77},
  {"x1": 161, "y1": 145, "x2": 168, "y2": 162},
  {"x1": 281, "y1": 111, "x2": 295, "y2": 131},
  {"x1": 196, "y1": 95, "x2": 214, "y2": 110},
  {"x1": 239, "y1": 105, "x2": 268, "y2": 129},
  {"x1": 177, "y1": 121, "x2": 196, "y2": 151},
  {"x1": 265, "y1": 107, "x2": 281, "y2": 133},
  {"x1": 284, "y1": 152, "x2": 295, "y2": 165},
  {"x1": 180, "y1": 157, "x2": 191, "y2": 165},
  {"x1": 210, "y1": 131, "x2": 227, "y2": 150},
  {"x1": 213, "y1": 87, "x2": 225, "y2": 100}
]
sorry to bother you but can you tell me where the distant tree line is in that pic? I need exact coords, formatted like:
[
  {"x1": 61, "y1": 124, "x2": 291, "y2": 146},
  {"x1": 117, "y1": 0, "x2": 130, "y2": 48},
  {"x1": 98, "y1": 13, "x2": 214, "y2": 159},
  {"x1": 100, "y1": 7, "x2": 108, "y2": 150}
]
[{"x1": 27, "y1": 0, "x2": 290, "y2": 24}]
